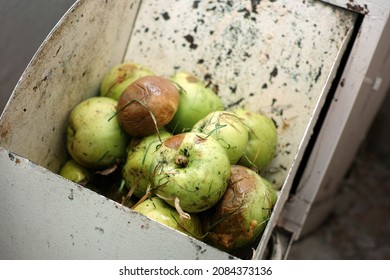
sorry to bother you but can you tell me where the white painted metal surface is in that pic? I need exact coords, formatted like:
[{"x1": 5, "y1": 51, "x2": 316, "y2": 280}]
[
  {"x1": 124, "y1": 0, "x2": 356, "y2": 192},
  {"x1": 0, "y1": 148, "x2": 233, "y2": 259},
  {"x1": 0, "y1": 0, "x2": 139, "y2": 173},
  {"x1": 278, "y1": 0, "x2": 390, "y2": 241},
  {"x1": 0, "y1": 0, "x2": 389, "y2": 259}
]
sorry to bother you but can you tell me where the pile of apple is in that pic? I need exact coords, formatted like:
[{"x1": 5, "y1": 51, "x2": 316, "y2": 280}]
[{"x1": 59, "y1": 62, "x2": 278, "y2": 256}]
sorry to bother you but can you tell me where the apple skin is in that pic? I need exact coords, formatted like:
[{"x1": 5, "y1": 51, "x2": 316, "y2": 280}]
[
  {"x1": 122, "y1": 129, "x2": 171, "y2": 199},
  {"x1": 202, "y1": 165, "x2": 277, "y2": 252},
  {"x1": 167, "y1": 72, "x2": 224, "y2": 133},
  {"x1": 100, "y1": 62, "x2": 154, "y2": 101},
  {"x1": 151, "y1": 132, "x2": 231, "y2": 213},
  {"x1": 233, "y1": 108, "x2": 277, "y2": 171},
  {"x1": 58, "y1": 159, "x2": 90, "y2": 184},
  {"x1": 133, "y1": 196, "x2": 203, "y2": 238},
  {"x1": 66, "y1": 96, "x2": 129, "y2": 169},
  {"x1": 117, "y1": 75, "x2": 180, "y2": 137},
  {"x1": 192, "y1": 111, "x2": 249, "y2": 164}
]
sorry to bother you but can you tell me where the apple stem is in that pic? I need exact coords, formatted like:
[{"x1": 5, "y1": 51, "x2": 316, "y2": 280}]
[{"x1": 174, "y1": 155, "x2": 189, "y2": 167}]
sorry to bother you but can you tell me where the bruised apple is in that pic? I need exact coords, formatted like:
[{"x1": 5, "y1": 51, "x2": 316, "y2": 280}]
[
  {"x1": 117, "y1": 76, "x2": 180, "y2": 137},
  {"x1": 233, "y1": 108, "x2": 277, "y2": 171},
  {"x1": 66, "y1": 97, "x2": 129, "y2": 169},
  {"x1": 192, "y1": 111, "x2": 248, "y2": 164},
  {"x1": 167, "y1": 72, "x2": 224, "y2": 133},
  {"x1": 203, "y1": 165, "x2": 277, "y2": 252},
  {"x1": 122, "y1": 129, "x2": 171, "y2": 199},
  {"x1": 133, "y1": 197, "x2": 203, "y2": 238},
  {"x1": 100, "y1": 62, "x2": 154, "y2": 101},
  {"x1": 151, "y1": 132, "x2": 231, "y2": 213}
]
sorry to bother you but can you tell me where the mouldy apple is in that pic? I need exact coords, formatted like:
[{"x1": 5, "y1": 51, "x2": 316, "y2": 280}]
[
  {"x1": 233, "y1": 108, "x2": 277, "y2": 171},
  {"x1": 66, "y1": 96, "x2": 129, "y2": 169},
  {"x1": 100, "y1": 62, "x2": 154, "y2": 101},
  {"x1": 122, "y1": 129, "x2": 171, "y2": 199},
  {"x1": 202, "y1": 165, "x2": 277, "y2": 252},
  {"x1": 133, "y1": 196, "x2": 203, "y2": 238},
  {"x1": 192, "y1": 110, "x2": 249, "y2": 164},
  {"x1": 151, "y1": 132, "x2": 231, "y2": 213},
  {"x1": 117, "y1": 75, "x2": 180, "y2": 137},
  {"x1": 167, "y1": 72, "x2": 224, "y2": 133}
]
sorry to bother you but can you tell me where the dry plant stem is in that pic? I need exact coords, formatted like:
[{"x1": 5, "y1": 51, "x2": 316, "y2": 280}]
[
  {"x1": 152, "y1": 193, "x2": 191, "y2": 220},
  {"x1": 171, "y1": 81, "x2": 187, "y2": 96},
  {"x1": 170, "y1": 213, "x2": 198, "y2": 238},
  {"x1": 121, "y1": 174, "x2": 143, "y2": 205},
  {"x1": 96, "y1": 162, "x2": 118, "y2": 175},
  {"x1": 131, "y1": 189, "x2": 153, "y2": 210},
  {"x1": 174, "y1": 197, "x2": 191, "y2": 220}
]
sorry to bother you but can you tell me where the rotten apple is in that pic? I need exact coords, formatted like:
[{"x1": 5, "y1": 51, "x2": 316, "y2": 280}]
[
  {"x1": 117, "y1": 75, "x2": 180, "y2": 137},
  {"x1": 203, "y1": 165, "x2": 277, "y2": 252}
]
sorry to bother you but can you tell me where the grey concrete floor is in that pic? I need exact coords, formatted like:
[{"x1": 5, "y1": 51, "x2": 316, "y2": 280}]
[{"x1": 288, "y1": 94, "x2": 390, "y2": 260}]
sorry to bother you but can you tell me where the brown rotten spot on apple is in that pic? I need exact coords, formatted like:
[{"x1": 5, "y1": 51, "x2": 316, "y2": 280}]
[{"x1": 117, "y1": 75, "x2": 180, "y2": 137}]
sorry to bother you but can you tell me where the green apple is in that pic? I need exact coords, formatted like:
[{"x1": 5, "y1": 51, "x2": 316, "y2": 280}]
[
  {"x1": 233, "y1": 108, "x2": 277, "y2": 171},
  {"x1": 203, "y1": 165, "x2": 277, "y2": 252},
  {"x1": 151, "y1": 132, "x2": 231, "y2": 213},
  {"x1": 100, "y1": 62, "x2": 154, "y2": 100},
  {"x1": 167, "y1": 72, "x2": 224, "y2": 133},
  {"x1": 58, "y1": 159, "x2": 90, "y2": 185},
  {"x1": 133, "y1": 196, "x2": 203, "y2": 238},
  {"x1": 122, "y1": 129, "x2": 171, "y2": 199},
  {"x1": 66, "y1": 96, "x2": 129, "y2": 169},
  {"x1": 192, "y1": 111, "x2": 249, "y2": 164}
]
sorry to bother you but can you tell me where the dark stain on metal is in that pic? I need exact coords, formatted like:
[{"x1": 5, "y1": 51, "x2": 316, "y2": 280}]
[
  {"x1": 269, "y1": 66, "x2": 278, "y2": 82},
  {"x1": 189, "y1": 238, "x2": 205, "y2": 260},
  {"x1": 95, "y1": 226, "x2": 105, "y2": 234},
  {"x1": 238, "y1": 7, "x2": 251, "y2": 19},
  {"x1": 314, "y1": 65, "x2": 323, "y2": 83},
  {"x1": 226, "y1": 97, "x2": 244, "y2": 109},
  {"x1": 70, "y1": 233, "x2": 75, "y2": 246},
  {"x1": 183, "y1": 34, "x2": 198, "y2": 49},
  {"x1": 250, "y1": 0, "x2": 261, "y2": 13},
  {"x1": 141, "y1": 223, "x2": 150, "y2": 230},
  {"x1": 192, "y1": 0, "x2": 200, "y2": 9},
  {"x1": 162, "y1": 12, "x2": 170, "y2": 21},
  {"x1": 68, "y1": 189, "x2": 74, "y2": 200},
  {"x1": 54, "y1": 45, "x2": 62, "y2": 58},
  {"x1": 229, "y1": 85, "x2": 237, "y2": 94},
  {"x1": 8, "y1": 153, "x2": 15, "y2": 161},
  {"x1": 346, "y1": 3, "x2": 369, "y2": 15}
]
